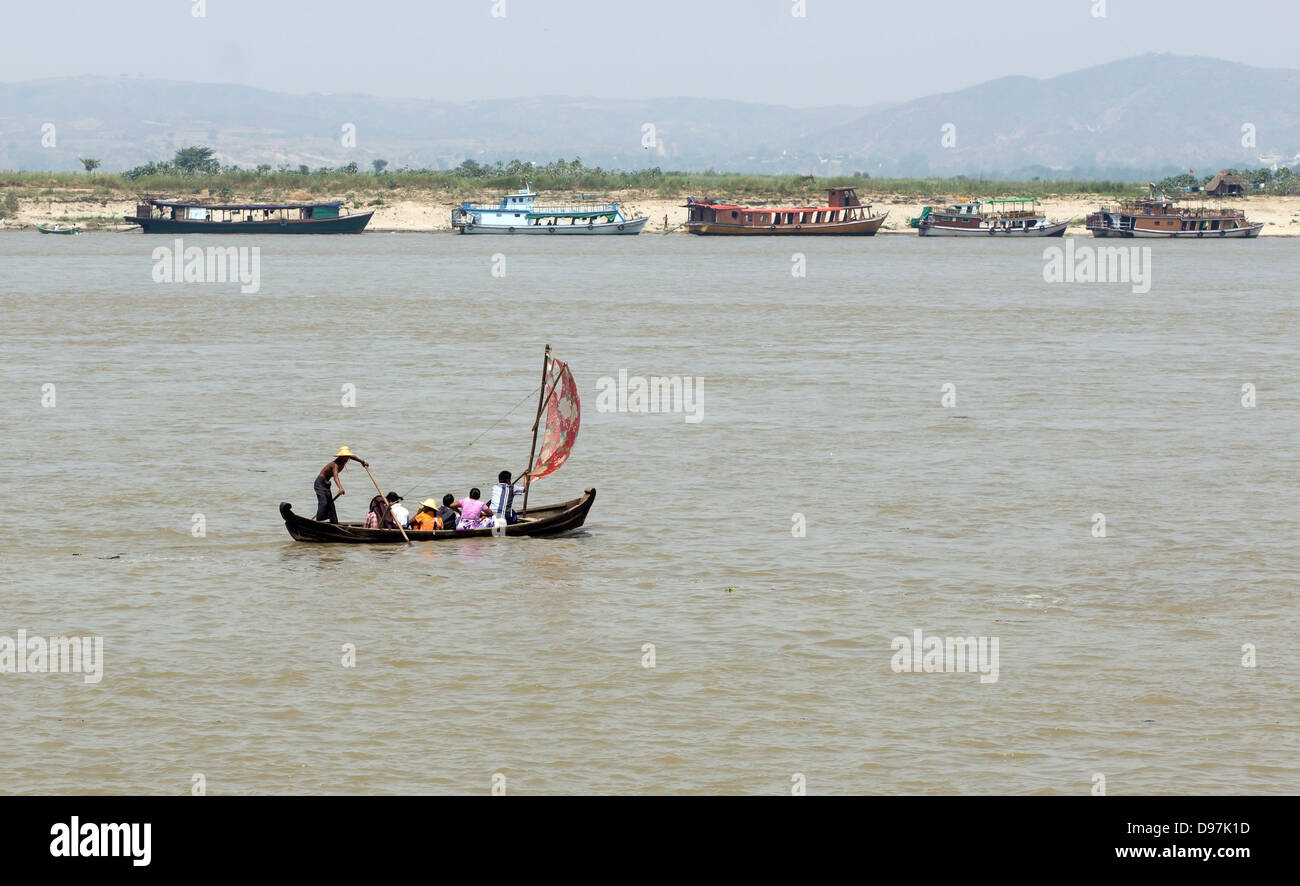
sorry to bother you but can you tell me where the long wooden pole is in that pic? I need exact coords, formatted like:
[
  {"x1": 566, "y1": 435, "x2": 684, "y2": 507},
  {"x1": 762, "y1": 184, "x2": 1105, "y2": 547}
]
[
  {"x1": 521, "y1": 345, "x2": 551, "y2": 516},
  {"x1": 363, "y1": 464, "x2": 411, "y2": 544}
]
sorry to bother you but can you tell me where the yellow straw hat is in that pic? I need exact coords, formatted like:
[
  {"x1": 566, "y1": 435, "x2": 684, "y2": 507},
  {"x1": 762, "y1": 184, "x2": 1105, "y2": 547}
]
[
  {"x1": 335, "y1": 446, "x2": 354, "y2": 457},
  {"x1": 420, "y1": 499, "x2": 439, "y2": 510}
]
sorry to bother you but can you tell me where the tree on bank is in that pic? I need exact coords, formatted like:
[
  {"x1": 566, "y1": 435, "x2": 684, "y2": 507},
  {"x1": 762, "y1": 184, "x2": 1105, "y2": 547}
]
[
  {"x1": 79, "y1": 158, "x2": 101, "y2": 175},
  {"x1": 173, "y1": 146, "x2": 220, "y2": 176},
  {"x1": 372, "y1": 159, "x2": 388, "y2": 175}
]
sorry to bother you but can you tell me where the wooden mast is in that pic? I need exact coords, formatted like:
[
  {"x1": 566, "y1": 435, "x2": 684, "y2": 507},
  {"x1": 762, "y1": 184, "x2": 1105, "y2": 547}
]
[{"x1": 521, "y1": 344, "x2": 551, "y2": 515}]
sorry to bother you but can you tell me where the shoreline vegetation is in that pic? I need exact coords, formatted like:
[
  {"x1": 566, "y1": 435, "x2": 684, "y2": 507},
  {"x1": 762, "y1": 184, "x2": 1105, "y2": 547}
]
[{"x1": 3, "y1": 151, "x2": 1299, "y2": 234}]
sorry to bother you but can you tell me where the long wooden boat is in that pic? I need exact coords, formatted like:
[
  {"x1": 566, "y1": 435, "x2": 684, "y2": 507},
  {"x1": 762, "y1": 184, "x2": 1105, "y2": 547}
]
[
  {"x1": 452, "y1": 184, "x2": 648, "y2": 234},
  {"x1": 916, "y1": 198, "x2": 1067, "y2": 237},
  {"x1": 124, "y1": 199, "x2": 373, "y2": 234},
  {"x1": 1086, "y1": 192, "x2": 1262, "y2": 238},
  {"x1": 281, "y1": 345, "x2": 590, "y2": 545},
  {"x1": 37, "y1": 223, "x2": 81, "y2": 235},
  {"x1": 280, "y1": 488, "x2": 596, "y2": 543},
  {"x1": 683, "y1": 187, "x2": 886, "y2": 235}
]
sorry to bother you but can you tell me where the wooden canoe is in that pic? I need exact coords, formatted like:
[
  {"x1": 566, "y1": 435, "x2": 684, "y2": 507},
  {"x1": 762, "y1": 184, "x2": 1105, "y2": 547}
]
[
  {"x1": 279, "y1": 487, "x2": 596, "y2": 543},
  {"x1": 37, "y1": 223, "x2": 81, "y2": 234}
]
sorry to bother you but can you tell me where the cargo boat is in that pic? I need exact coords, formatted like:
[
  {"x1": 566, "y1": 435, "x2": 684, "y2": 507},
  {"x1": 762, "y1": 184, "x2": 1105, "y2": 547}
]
[
  {"x1": 1086, "y1": 192, "x2": 1262, "y2": 238},
  {"x1": 915, "y1": 198, "x2": 1067, "y2": 236},
  {"x1": 451, "y1": 185, "x2": 647, "y2": 234},
  {"x1": 123, "y1": 199, "x2": 373, "y2": 234},
  {"x1": 682, "y1": 187, "x2": 886, "y2": 235}
]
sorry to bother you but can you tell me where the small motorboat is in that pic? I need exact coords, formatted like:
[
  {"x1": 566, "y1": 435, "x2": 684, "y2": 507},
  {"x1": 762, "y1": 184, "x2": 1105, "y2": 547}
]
[{"x1": 37, "y1": 223, "x2": 81, "y2": 235}]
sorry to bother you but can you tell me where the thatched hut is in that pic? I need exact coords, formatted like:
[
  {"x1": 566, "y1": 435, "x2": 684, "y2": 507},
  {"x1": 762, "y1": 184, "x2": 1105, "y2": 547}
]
[{"x1": 1205, "y1": 171, "x2": 1248, "y2": 197}]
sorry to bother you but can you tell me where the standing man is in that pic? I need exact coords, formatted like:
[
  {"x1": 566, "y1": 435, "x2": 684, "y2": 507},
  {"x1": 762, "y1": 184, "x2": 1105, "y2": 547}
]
[
  {"x1": 315, "y1": 446, "x2": 368, "y2": 523},
  {"x1": 489, "y1": 470, "x2": 526, "y2": 525}
]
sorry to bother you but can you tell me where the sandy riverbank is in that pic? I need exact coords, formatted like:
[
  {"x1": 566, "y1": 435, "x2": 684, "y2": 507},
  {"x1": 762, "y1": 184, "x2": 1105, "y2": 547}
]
[{"x1": 3, "y1": 190, "x2": 1299, "y2": 235}]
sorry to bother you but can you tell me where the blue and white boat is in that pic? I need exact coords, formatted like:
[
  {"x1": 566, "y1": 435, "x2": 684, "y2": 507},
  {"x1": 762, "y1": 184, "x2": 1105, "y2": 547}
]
[{"x1": 451, "y1": 184, "x2": 648, "y2": 234}]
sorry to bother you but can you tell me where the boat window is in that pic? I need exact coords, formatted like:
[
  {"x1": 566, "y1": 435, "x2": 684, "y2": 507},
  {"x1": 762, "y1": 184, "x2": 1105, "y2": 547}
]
[{"x1": 732, "y1": 211, "x2": 740, "y2": 220}]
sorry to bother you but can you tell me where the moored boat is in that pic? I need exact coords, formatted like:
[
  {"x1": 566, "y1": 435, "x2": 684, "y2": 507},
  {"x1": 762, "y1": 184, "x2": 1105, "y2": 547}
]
[
  {"x1": 124, "y1": 199, "x2": 373, "y2": 234},
  {"x1": 916, "y1": 198, "x2": 1067, "y2": 236},
  {"x1": 683, "y1": 187, "x2": 886, "y2": 235},
  {"x1": 1085, "y1": 191, "x2": 1262, "y2": 238},
  {"x1": 452, "y1": 184, "x2": 647, "y2": 234},
  {"x1": 37, "y1": 223, "x2": 81, "y2": 235}
]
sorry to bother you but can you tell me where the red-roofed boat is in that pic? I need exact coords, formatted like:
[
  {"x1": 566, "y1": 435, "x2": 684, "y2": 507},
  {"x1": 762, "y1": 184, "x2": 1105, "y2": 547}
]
[{"x1": 683, "y1": 187, "x2": 887, "y2": 235}]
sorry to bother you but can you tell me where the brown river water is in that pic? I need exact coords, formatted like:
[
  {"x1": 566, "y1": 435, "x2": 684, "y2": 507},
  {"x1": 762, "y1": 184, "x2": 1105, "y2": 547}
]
[{"x1": 1, "y1": 232, "x2": 1296, "y2": 794}]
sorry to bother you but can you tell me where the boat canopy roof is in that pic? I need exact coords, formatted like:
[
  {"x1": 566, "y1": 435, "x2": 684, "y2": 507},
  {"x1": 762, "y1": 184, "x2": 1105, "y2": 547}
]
[
  {"x1": 147, "y1": 199, "x2": 344, "y2": 210},
  {"x1": 682, "y1": 200, "x2": 865, "y2": 213}
]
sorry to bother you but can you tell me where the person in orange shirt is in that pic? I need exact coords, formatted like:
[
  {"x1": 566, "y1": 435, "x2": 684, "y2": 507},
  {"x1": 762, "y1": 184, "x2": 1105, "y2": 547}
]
[{"x1": 409, "y1": 499, "x2": 443, "y2": 531}]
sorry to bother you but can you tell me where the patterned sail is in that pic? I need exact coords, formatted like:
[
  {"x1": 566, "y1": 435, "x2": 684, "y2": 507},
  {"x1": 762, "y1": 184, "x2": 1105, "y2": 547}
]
[{"x1": 526, "y1": 355, "x2": 580, "y2": 485}]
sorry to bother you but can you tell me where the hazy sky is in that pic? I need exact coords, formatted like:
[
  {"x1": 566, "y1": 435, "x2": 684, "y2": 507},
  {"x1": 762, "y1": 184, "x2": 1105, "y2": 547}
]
[{"x1": 3, "y1": 0, "x2": 1296, "y2": 106}]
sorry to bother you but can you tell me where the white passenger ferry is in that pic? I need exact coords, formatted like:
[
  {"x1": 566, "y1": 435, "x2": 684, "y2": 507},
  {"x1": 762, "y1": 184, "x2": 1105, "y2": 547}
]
[{"x1": 451, "y1": 184, "x2": 648, "y2": 234}]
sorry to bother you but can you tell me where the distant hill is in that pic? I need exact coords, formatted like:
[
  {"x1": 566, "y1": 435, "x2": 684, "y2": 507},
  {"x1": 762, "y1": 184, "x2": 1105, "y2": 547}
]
[
  {"x1": 1, "y1": 55, "x2": 1296, "y2": 178},
  {"x1": 798, "y1": 54, "x2": 1300, "y2": 178}
]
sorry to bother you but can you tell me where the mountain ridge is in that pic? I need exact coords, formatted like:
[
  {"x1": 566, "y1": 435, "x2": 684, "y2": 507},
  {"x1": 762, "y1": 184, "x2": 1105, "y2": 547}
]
[{"x1": 1, "y1": 54, "x2": 1296, "y2": 178}]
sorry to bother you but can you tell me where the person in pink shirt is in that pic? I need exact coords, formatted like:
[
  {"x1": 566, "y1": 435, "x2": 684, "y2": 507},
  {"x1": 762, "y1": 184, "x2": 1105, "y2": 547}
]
[{"x1": 453, "y1": 487, "x2": 495, "y2": 530}]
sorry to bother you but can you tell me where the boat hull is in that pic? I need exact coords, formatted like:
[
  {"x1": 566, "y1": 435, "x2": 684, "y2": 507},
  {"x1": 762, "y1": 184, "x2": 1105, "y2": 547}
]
[
  {"x1": 122, "y1": 212, "x2": 374, "y2": 234},
  {"x1": 455, "y1": 217, "x2": 648, "y2": 234},
  {"x1": 684, "y1": 214, "x2": 887, "y2": 236},
  {"x1": 1087, "y1": 223, "x2": 1263, "y2": 238},
  {"x1": 279, "y1": 488, "x2": 596, "y2": 543},
  {"x1": 918, "y1": 220, "x2": 1067, "y2": 237}
]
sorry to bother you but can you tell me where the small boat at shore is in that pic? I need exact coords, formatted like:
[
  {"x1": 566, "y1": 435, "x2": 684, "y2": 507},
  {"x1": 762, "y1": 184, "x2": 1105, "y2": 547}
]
[
  {"x1": 915, "y1": 198, "x2": 1067, "y2": 236},
  {"x1": 280, "y1": 488, "x2": 596, "y2": 543},
  {"x1": 1086, "y1": 190, "x2": 1262, "y2": 238},
  {"x1": 452, "y1": 184, "x2": 647, "y2": 234},
  {"x1": 124, "y1": 199, "x2": 373, "y2": 234},
  {"x1": 683, "y1": 187, "x2": 886, "y2": 235},
  {"x1": 37, "y1": 223, "x2": 81, "y2": 235}
]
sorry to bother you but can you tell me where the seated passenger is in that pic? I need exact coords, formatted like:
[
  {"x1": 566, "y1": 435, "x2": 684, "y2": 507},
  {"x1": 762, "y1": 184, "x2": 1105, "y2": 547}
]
[
  {"x1": 386, "y1": 492, "x2": 409, "y2": 529},
  {"x1": 489, "y1": 470, "x2": 526, "y2": 524},
  {"x1": 363, "y1": 495, "x2": 385, "y2": 528},
  {"x1": 436, "y1": 494, "x2": 459, "y2": 530},
  {"x1": 454, "y1": 488, "x2": 494, "y2": 530},
  {"x1": 410, "y1": 499, "x2": 443, "y2": 531}
]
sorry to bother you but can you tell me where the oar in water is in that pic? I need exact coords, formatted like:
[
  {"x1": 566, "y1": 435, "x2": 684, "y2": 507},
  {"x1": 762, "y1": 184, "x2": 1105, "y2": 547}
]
[{"x1": 362, "y1": 463, "x2": 411, "y2": 544}]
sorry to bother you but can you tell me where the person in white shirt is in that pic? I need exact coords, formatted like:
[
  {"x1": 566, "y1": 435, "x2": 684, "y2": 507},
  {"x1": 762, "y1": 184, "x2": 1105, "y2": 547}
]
[
  {"x1": 385, "y1": 491, "x2": 410, "y2": 529},
  {"x1": 489, "y1": 471, "x2": 526, "y2": 524}
]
